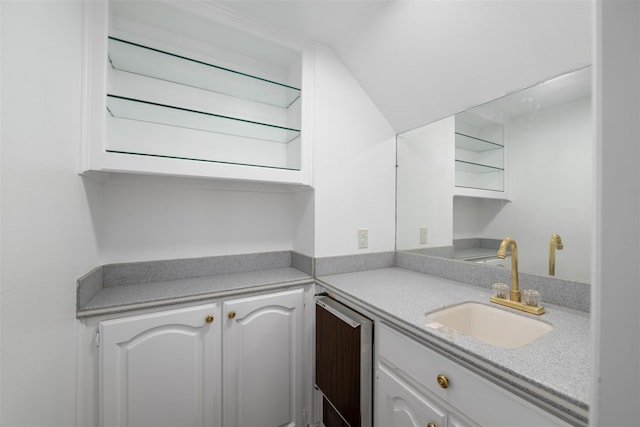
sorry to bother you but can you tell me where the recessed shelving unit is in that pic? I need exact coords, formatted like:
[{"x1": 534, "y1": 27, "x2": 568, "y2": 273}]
[
  {"x1": 81, "y1": 1, "x2": 312, "y2": 185},
  {"x1": 106, "y1": 35, "x2": 302, "y2": 171}
]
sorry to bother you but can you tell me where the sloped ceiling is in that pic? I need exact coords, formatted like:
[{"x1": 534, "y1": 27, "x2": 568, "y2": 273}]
[{"x1": 218, "y1": 0, "x2": 592, "y2": 133}]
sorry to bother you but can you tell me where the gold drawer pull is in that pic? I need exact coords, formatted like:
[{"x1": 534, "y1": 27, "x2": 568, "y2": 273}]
[
  {"x1": 437, "y1": 374, "x2": 449, "y2": 389},
  {"x1": 227, "y1": 311, "x2": 236, "y2": 320},
  {"x1": 427, "y1": 423, "x2": 437, "y2": 427},
  {"x1": 205, "y1": 315, "x2": 214, "y2": 324}
]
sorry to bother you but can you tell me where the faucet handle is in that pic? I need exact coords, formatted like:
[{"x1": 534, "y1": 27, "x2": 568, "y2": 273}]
[
  {"x1": 523, "y1": 289, "x2": 541, "y2": 307},
  {"x1": 492, "y1": 283, "x2": 509, "y2": 299}
]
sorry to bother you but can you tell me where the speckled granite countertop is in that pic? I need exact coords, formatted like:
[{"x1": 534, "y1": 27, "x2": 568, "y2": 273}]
[
  {"x1": 78, "y1": 268, "x2": 312, "y2": 317},
  {"x1": 317, "y1": 267, "x2": 590, "y2": 425},
  {"x1": 76, "y1": 251, "x2": 314, "y2": 317}
]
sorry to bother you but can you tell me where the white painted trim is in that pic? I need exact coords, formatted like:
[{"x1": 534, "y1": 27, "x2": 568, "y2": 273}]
[
  {"x1": 590, "y1": 1, "x2": 640, "y2": 425},
  {"x1": 589, "y1": 2, "x2": 601, "y2": 424}
]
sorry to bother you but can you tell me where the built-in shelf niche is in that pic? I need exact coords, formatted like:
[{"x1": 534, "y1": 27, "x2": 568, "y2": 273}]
[
  {"x1": 81, "y1": 0, "x2": 311, "y2": 184},
  {"x1": 106, "y1": 23, "x2": 303, "y2": 170}
]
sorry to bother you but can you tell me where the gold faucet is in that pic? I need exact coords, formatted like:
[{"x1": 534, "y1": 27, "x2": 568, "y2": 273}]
[
  {"x1": 490, "y1": 237, "x2": 545, "y2": 315},
  {"x1": 497, "y1": 237, "x2": 520, "y2": 302},
  {"x1": 548, "y1": 233, "x2": 563, "y2": 276}
]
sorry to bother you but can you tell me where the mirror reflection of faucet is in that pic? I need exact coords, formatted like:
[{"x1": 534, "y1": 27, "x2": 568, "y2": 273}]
[{"x1": 549, "y1": 233, "x2": 563, "y2": 276}]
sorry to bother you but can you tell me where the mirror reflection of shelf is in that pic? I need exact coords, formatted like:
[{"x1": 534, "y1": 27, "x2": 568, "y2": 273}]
[
  {"x1": 108, "y1": 37, "x2": 301, "y2": 109},
  {"x1": 454, "y1": 114, "x2": 504, "y2": 193},
  {"x1": 455, "y1": 183, "x2": 504, "y2": 192},
  {"x1": 455, "y1": 132, "x2": 503, "y2": 152},
  {"x1": 455, "y1": 160, "x2": 504, "y2": 192},
  {"x1": 455, "y1": 160, "x2": 503, "y2": 174}
]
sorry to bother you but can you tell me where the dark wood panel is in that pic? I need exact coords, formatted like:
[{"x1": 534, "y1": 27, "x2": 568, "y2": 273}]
[
  {"x1": 323, "y1": 396, "x2": 350, "y2": 427},
  {"x1": 316, "y1": 302, "x2": 361, "y2": 427}
]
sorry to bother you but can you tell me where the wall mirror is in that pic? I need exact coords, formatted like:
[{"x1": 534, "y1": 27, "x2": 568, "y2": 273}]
[{"x1": 396, "y1": 66, "x2": 592, "y2": 283}]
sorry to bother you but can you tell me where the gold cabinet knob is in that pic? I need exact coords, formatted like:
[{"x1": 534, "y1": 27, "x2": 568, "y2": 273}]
[
  {"x1": 427, "y1": 423, "x2": 437, "y2": 427},
  {"x1": 227, "y1": 311, "x2": 236, "y2": 320},
  {"x1": 205, "y1": 315, "x2": 214, "y2": 324},
  {"x1": 436, "y1": 374, "x2": 449, "y2": 389}
]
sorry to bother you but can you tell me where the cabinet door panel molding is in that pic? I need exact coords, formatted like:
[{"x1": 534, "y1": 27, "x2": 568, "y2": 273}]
[
  {"x1": 223, "y1": 289, "x2": 304, "y2": 427},
  {"x1": 99, "y1": 303, "x2": 221, "y2": 427}
]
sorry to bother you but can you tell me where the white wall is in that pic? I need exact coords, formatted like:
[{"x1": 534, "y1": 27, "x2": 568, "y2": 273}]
[
  {"x1": 87, "y1": 174, "x2": 300, "y2": 264},
  {"x1": 503, "y1": 99, "x2": 591, "y2": 282},
  {"x1": 591, "y1": 1, "x2": 640, "y2": 424},
  {"x1": 312, "y1": 45, "x2": 396, "y2": 257},
  {"x1": 291, "y1": 189, "x2": 314, "y2": 256},
  {"x1": 453, "y1": 197, "x2": 490, "y2": 240},
  {"x1": 396, "y1": 116, "x2": 454, "y2": 250},
  {"x1": 0, "y1": 2, "x2": 100, "y2": 425},
  {"x1": 453, "y1": 98, "x2": 592, "y2": 282}
]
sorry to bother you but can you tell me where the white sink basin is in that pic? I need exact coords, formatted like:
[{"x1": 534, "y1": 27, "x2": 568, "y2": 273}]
[{"x1": 425, "y1": 302, "x2": 553, "y2": 349}]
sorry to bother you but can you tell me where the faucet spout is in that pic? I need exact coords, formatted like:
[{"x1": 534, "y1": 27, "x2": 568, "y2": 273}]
[
  {"x1": 549, "y1": 233, "x2": 563, "y2": 276},
  {"x1": 497, "y1": 237, "x2": 520, "y2": 302},
  {"x1": 491, "y1": 237, "x2": 544, "y2": 315}
]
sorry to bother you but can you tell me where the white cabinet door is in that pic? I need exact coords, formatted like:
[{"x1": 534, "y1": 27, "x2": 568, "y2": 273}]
[
  {"x1": 99, "y1": 303, "x2": 221, "y2": 427},
  {"x1": 223, "y1": 288, "x2": 304, "y2": 427},
  {"x1": 376, "y1": 362, "x2": 448, "y2": 427}
]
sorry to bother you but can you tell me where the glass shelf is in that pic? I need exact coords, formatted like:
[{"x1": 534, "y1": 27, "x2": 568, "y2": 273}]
[
  {"x1": 455, "y1": 184, "x2": 504, "y2": 192},
  {"x1": 455, "y1": 160, "x2": 504, "y2": 174},
  {"x1": 106, "y1": 94, "x2": 301, "y2": 144},
  {"x1": 455, "y1": 132, "x2": 503, "y2": 152},
  {"x1": 108, "y1": 37, "x2": 301, "y2": 109},
  {"x1": 104, "y1": 150, "x2": 299, "y2": 171}
]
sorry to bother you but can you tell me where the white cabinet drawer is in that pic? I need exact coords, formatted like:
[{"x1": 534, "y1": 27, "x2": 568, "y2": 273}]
[
  {"x1": 377, "y1": 323, "x2": 572, "y2": 427},
  {"x1": 378, "y1": 321, "x2": 451, "y2": 400}
]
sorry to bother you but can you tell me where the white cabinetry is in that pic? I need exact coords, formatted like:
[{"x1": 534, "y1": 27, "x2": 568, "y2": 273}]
[
  {"x1": 96, "y1": 288, "x2": 306, "y2": 427},
  {"x1": 99, "y1": 303, "x2": 221, "y2": 427},
  {"x1": 376, "y1": 323, "x2": 572, "y2": 427},
  {"x1": 223, "y1": 288, "x2": 304, "y2": 427},
  {"x1": 82, "y1": 0, "x2": 313, "y2": 185}
]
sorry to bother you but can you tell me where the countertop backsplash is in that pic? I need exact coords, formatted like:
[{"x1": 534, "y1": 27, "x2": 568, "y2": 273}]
[
  {"x1": 76, "y1": 251, "x2": 314, "y2": 317},
  {"x1": 395, "y1": 251, "x2": 590, "y2": 312},
  {"x1": 77, "y1": 250, "x2": 589, "y2": 317}
]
